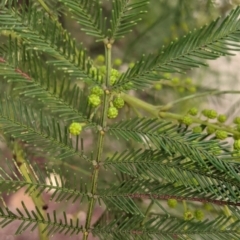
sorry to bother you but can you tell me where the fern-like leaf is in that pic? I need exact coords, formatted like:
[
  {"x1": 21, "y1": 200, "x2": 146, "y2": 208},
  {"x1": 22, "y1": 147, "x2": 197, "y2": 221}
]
[
  {"x1": 0, "y1": 203, "x2": 83, "y2": 236},
  {"x1": 113, "y1": 6, "x2": 240, "y2": 90},
  {"x1": 0, "y1": 40, "x2": 94, "y2": 123},
  {"x1": 0, "y1": 5, "x2": 100, "y2": 85},
  {"x1": 109, "y1": 0, "x2": 149, "y2": 40},
  {"x1": 0, "y1": 98, "x2": 90, "y2": 161},
  {"x1": 93, "y1": 215, "x2": 240, "y2": 240},
  {"x1": 104, "y1": 150, "x2": 240, "y2": 203},
  {"x1": 108, "y1": 118, "x2": 239, "y2": 177},
  {"x1": 58, "y1": 0, "x2": 106, "y2": 39}
]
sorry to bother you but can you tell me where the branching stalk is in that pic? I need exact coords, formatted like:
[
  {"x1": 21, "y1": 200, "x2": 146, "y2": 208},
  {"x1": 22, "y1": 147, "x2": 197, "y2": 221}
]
[
  {"x1": 13, "y1": 141, "x2": 48, "y2": 240},
  {"x1": 83, "y1": 40, "x2": 112, "y2": 240}
]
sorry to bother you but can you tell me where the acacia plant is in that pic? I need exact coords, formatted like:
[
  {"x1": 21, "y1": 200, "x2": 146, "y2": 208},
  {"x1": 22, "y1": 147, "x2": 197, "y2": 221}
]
[{"x1": 1, "y1": 0, "x2": 240, "y2": 239}]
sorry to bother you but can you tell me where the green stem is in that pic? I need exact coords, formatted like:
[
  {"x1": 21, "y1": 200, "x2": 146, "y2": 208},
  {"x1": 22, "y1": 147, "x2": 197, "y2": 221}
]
[
  {"x1": 159, "y1": 111, "x2": 240, "y2": 135},
  {"x1": 121, "y1": 92, "x2": 240, "y2": 136},
  {"x1": 223, "y1": 205, "x2": 234, "y2": 223},
  {"x1": 37, "y1": 0, "x2": 55, "y2": 17},
  {"x1": 140, "y1": 200, "x2": 154, "y2": 226},
  {"x1": 13, "y1": 142, "x2": 48, "y2": 240},
  {"x1": 83, "y1": 41, "x2": 112, "y2": 240},
  {"x1": 121, "y1": 93, "x2": 158, "y2": 117},
  {"x1": 166, "y1": 90, "x2": 240, "y2": 108}
]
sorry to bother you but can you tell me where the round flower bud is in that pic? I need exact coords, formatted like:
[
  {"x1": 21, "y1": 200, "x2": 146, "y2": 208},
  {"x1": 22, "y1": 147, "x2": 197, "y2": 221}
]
[
  {"x1": 107, "y1": 107, "x2": 118, "y2": 119},
  {"x1": 181, "y1": 116, "x2": 193, "y2": 126},
  {"x1": 96, "y1": 55, "x2": 105, "y2": 63},
  {"x1": 154, "y1": 83, "x2": 162, "y2": 90},
  {"x1": 111, "y1": 68, "x2": 120, "y2": 77},
  {"x1": 69, "y1": 122, "x2": 82, "y2": 136},
  {"x1": 188, "y1": 86, "x2": 196, "y2": 93},
  {"x1": 234, "y1": 140, "x2": 240, "y2": 150},
  {"x1": 195, "y1": 210, "x2": 204, "y2": 221},
  {"x1": 110, "y1": 69, "x2": 120, "y2": 85},
  {"x1": 188, "y1": 107, "x2": 198, "y2": 116},
  {"x1": 192, "y1": 126, "x2": 202, "y2": 133},
  {"x1": 113, "y1": 97, "x2": 125, "y2": 109},
  {"x1": 123, "y1": 81, "x2": 134, "y2": 90},
  {"x1": 99, "y1": 66, "x2": 106, "y2": 75},
  {"x1": 114, "y1": 58, "x2": 122, "y2": 66},
  {"x1": 184, "y1": 211, "x2": 194, "y2": 221},
  {"x1": 163, "y1": 73, "x2": 171, "y2": 79},
  {"x1": 90, "y1": 86, "x2": 104, "y2": 96},
  {"x1": 202, "y1": 109, "x2": 210, "y2": 117},
  {"x1": 211, "y1": 146, "x2": 221, "y2": 155},
  {"x1": 88, "y1": 94, "x2": 101, "y2": 107},
  {"x1": 207, "y1": 110, "x2": 218, "y2": 119},
  {"x1": 185, "y1": 78, "x2": 192, "y2": 84},
  {"x1": 215, "y1": 130, "x2": 228, "y2": 140},
  {"x1": 217, "y1": 114, "x2": 227, "y2": 123},
  {"x1": 234, "y1": 117, "x2": 240, "y2": 124},
  {"x1": 204, "y1": 203, "x2": 212, "y2": 211},
  {"x1": 177, "y1": 87, "x2": 185, "y2": 93},
  {"x1": 172, "y1": 77, "x2": 179, "y2": 84},
  {"x1": 129, "y1": 62, "x2": 135, "y2": 68},
  {"x1": 167, "y1": 199, "x2": 177, "y2": 208},
  {"x1": 207, "y1": 126, "x2": 215, "y2": 134},
  {"x1": 110, "y1": 75, "x2": 117, "y2": 85}
]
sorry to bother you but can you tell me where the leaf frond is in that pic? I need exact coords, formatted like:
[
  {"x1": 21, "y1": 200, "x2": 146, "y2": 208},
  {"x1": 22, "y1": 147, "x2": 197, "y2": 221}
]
[
  {"x1": 93, "y1": 215, "x2": 240, "y2": 240},
  {"x1": 0, "y1": 159, "x2": 89, "y2": 204},
  {"x1": 58, "y1": 0, "x2": 106, "y2": 39},
  {"x1": 109, "y1": 0, "x2": 149, "y2": 40},
  {"x1": 0, "y1": 98, "x2": 90, "y2": 161},
  {"x1": 108, "y1": 118, "x2": 238, "y2": 176},
  {"x1": 0, "y1": 40, "x2": 94, "y2": 123},
  {"x1": 0, "y1": 5, "x2": 100, "y2": 85},
  {"x1": 0, "y1": 203, "x2": 83, "y2": 236},
  {"x1": 112, "y1": 6, "x2": 240, "y2": 90},
  {"x1": 104, "y1": 149, "x2": 240, "y2": 203}
]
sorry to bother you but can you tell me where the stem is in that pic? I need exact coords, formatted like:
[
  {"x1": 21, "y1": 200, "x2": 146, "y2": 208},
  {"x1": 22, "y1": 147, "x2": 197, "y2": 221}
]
[
  {"x1": 166, "y1": 90, "x2": 240, "y2": 108},
  {"x1": 121, "y1": 93, "x2": 240, "y2": 136},
  {"x1": 37, "y1": 0, "x2": 55, "y2": 17},
  {"x1": 223, "y1": 205, "x2": 234, "y2": 223},
  {"x1": 121, "y1": 93, "x2": 158, "y2": 117},
  {"x1": 13, "y1": 142, "x2": 48, "y2": 240},
  {"x1": 159, "y1": 111, "x2": 240, "y2": 135},
  {"x1": 83, "y1": 40, "x2": 112, "y2": 240},
  {"x1": 140, "y1": 200, "x2": 154, "y2": 226}
]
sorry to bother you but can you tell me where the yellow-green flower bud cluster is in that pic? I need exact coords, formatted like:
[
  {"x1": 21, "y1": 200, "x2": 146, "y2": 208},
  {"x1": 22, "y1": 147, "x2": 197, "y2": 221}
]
[
  {"x1": 88, "y1": 94, "x2": 101, "y2": 107},
  {"x1": 192, "y1": 126, "x2": 202, "y2": 133},
  {"x1": 217, "y1": 114, "x2": 227, "y2": 123},
  {"x1": 181, "y1": 115, "x2": 193, "y2": 126},
  {"x1": 234, "y1": 140, "x2": 240, "y2": 150},
  {"x1": 215, "y1": 130, "x2": 228, "y2": 140},
  {"x1": 107, "y1": 106, "x2": 118, "y2": 119},
  {"x1": 113, "y1": 97, "x2": 125, "y2": 109},
  {"x1": 202, "y1": 109, "x2": 217, "y2": 119},
  {"x1": 110, "y1": 68, "x2": 120, "y2": 85},
  {"x1": 184, "y1": 211, "x2": 194, "y2": 221},
  {"x1": 69, "y1": 122, "x2": 82, "y2": 136},
  {"x1": 188, "y1": 107, "x2": 198, "y2": 116},
  {"x1": 170, "y1": 76, "x2": 197, "y2": 93},
  {"x1": 167, "y1": 199, "x2": 177, "y2": 208},
  {"x1": 194, "y1": 210, "x2": 204, "y2": 221}
]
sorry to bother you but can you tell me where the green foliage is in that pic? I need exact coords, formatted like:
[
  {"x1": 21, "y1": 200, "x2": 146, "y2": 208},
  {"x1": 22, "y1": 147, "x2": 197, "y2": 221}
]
[{"x1": 0, "y1": 1, "x2": 240, "y2": 240}]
